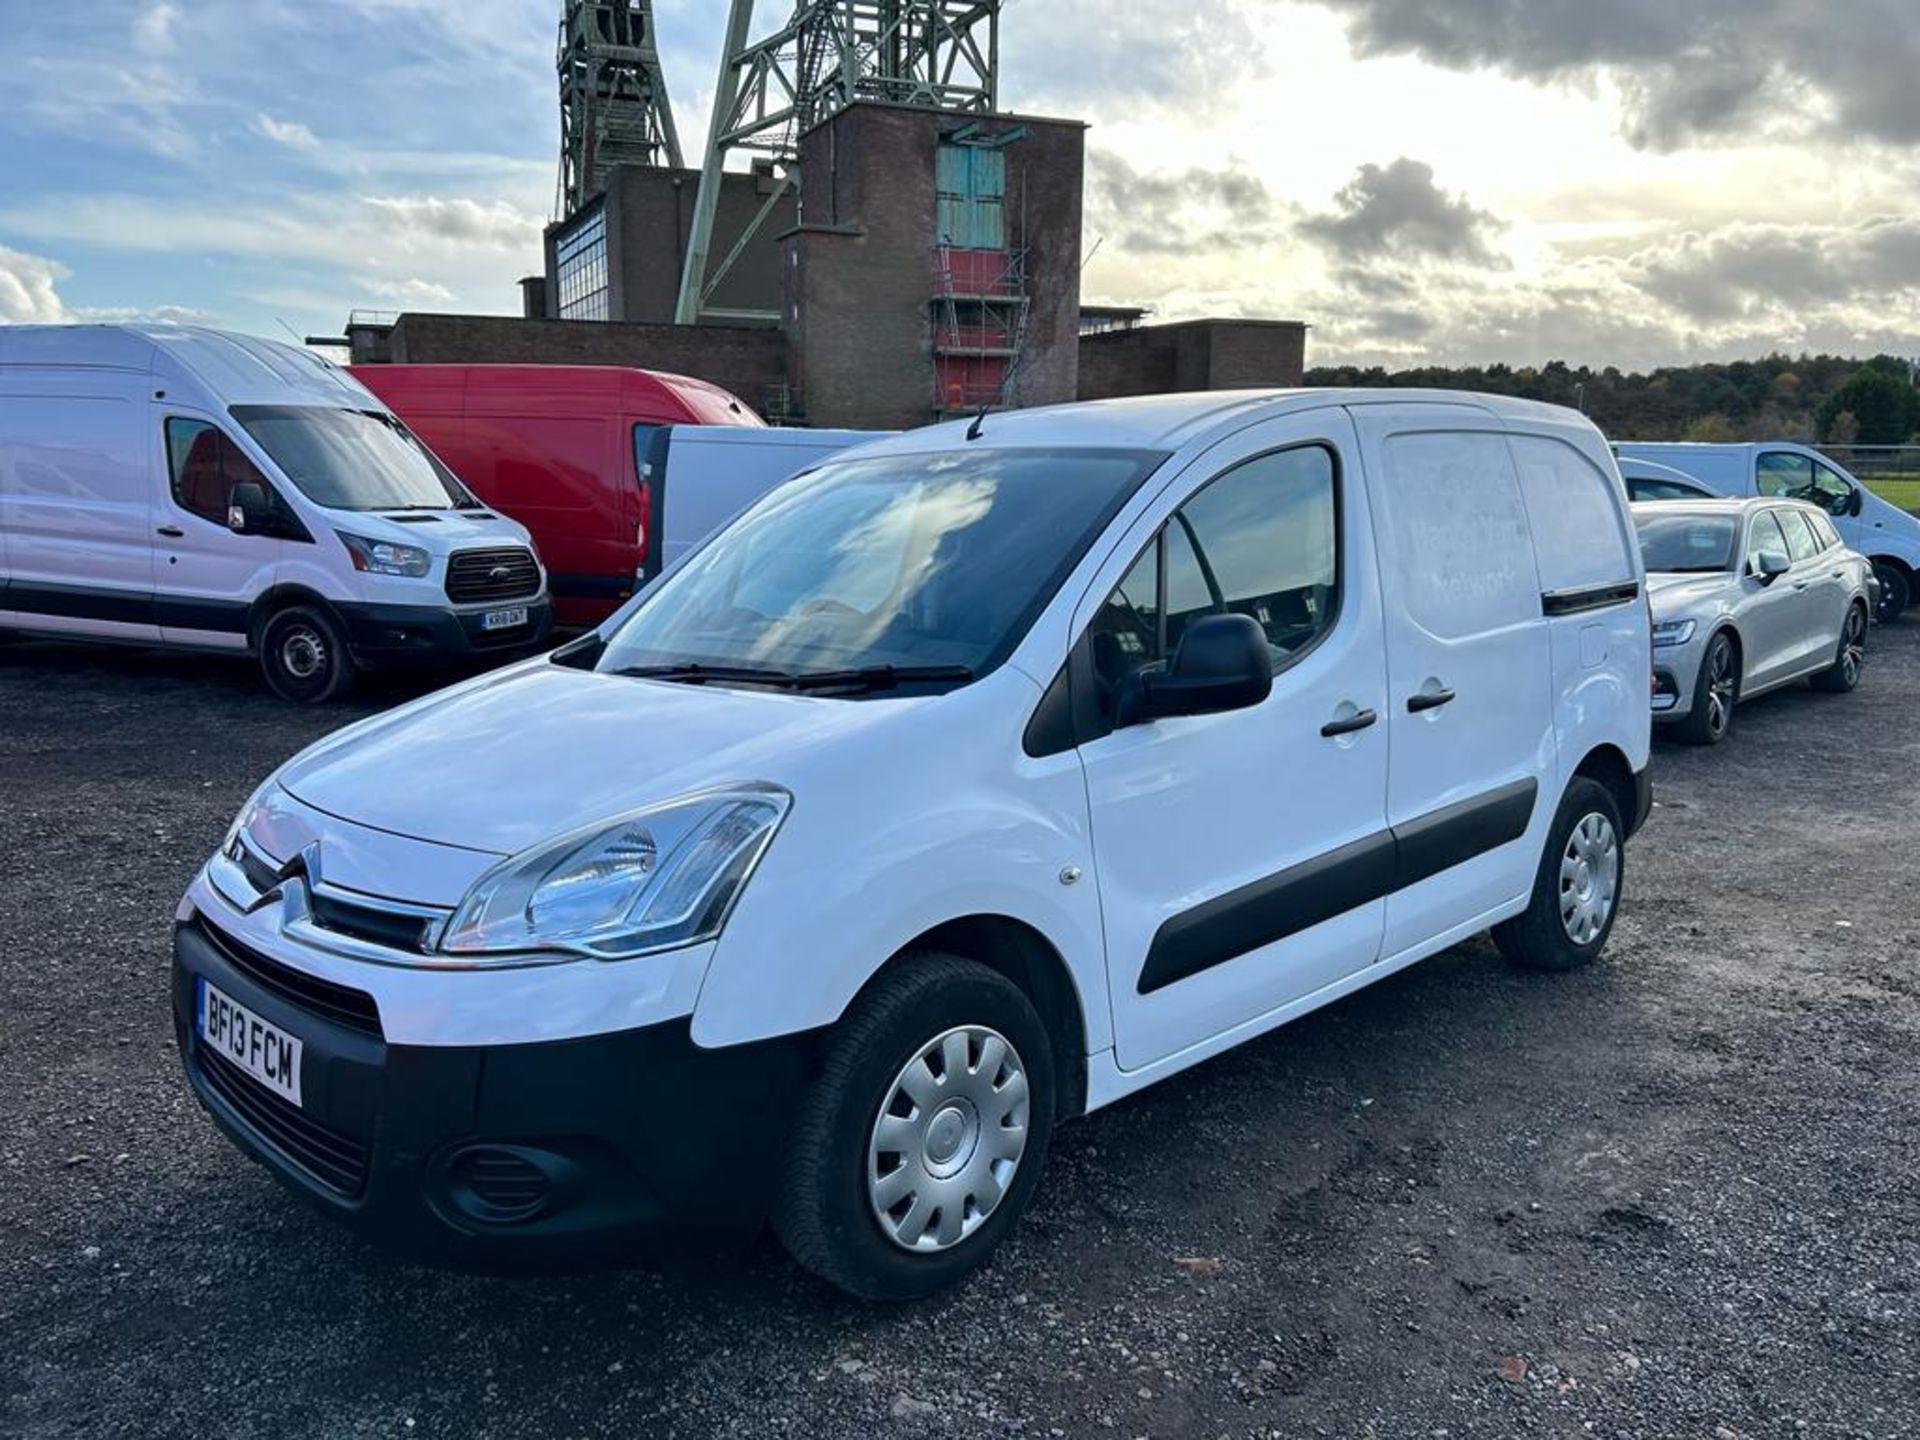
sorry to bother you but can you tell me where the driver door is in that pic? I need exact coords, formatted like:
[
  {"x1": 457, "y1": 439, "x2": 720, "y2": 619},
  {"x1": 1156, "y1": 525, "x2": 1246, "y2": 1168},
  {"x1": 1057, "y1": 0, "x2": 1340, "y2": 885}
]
[
  {"x1": 153, "y1": 412, "x2": 284, "y2": 648},
  {"x1": 1074, "y1": 412, "x2": 1391, "y2": 1074}
]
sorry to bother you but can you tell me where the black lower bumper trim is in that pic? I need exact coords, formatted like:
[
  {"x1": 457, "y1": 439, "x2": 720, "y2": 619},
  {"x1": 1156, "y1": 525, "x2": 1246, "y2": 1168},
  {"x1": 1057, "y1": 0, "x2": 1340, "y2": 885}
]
[
  {"x1": 173, "y1": 918, "x2": 814, "y2": 1270},
  {"x1": 334, "y1": 598, "x2": 554, "y2": 668}
]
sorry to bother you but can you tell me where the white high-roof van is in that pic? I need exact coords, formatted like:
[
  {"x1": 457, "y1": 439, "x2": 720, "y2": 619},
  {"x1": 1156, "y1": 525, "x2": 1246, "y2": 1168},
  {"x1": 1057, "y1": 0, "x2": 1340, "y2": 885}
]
[
  {"x1": 173, "y1": 389, "x2": 1652, "y2": 1299},
  {"x1": 1615, "y1": 441, "x2": 1920, "y2": 621},
  {"x1": 0, "y1": 325, "x2": 551, "y2": 700}
]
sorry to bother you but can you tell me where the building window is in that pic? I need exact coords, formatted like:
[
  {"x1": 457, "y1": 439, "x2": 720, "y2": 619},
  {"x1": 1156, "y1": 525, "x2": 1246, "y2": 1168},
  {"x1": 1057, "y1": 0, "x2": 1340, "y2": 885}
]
[
  {"x1": 553, "y1": 204, "x2": 610, "y2": 321},
  {"x1": 936, "y1": 143, "x2": 1006, "y2": 250}
]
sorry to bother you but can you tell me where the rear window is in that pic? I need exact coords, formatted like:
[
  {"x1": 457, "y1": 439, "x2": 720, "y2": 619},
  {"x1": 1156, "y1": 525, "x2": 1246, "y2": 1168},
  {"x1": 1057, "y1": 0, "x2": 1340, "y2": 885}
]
[{"x1": 1512, "y1": 436, "x2": 1637, "y2": 591}]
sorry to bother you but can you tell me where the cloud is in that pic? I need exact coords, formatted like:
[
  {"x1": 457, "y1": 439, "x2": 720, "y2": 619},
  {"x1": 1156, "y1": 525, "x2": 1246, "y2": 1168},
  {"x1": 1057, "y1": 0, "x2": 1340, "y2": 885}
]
[
  {"x1": 254, "y1": 113, "x2": 319, "y2": 149},
  {"x1": 0, "y1": 246, "x2": 70, "y2": 324},
  {"x1": 1303, "y1": 0, "x2": 1920, "y2": 148},
  {"x1": 360, "y1": 195, "x2": 544, "y2": 249},
  {"x1": 1085, "y1": 150, "x2": 1287, "y2": 257},
  {"x1": 1010, "y1": 1, "x2": 1268, "y2": 119},
  {"x1": 365, "y1": 276, "x2": 456, "y2": 303},
  {"x1": 132, "y1": 2, "x2": 180, "y2": 55},
  {"x1": 1630, "y1": 216, "x2": 1920, "y2": 323},
  {"x1": 73, "y1": 303, "x2": 222, "y2": 327},
  {"x1": 1299, "y1": 158, "x2": 1506, "y2": 265}
]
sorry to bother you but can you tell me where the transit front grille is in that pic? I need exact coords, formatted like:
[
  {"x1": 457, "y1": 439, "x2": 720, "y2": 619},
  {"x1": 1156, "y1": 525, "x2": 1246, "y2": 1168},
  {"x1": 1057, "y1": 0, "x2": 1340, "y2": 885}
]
[
  {"x1": 197, "y1": 917, "x2": 383, "y2": 1037},
  {"x1": 445, "y1": 547, "x2": 541, "y2": 604},
  {"x1": 196, "y1": 1046, "x2": 370, "y2": 1199}
]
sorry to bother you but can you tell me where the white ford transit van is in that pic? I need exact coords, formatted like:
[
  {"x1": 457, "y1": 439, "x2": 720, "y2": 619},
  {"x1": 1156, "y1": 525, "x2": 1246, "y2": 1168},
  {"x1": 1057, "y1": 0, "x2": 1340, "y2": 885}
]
[
  {"x1": 173, "y1": 390, "x2": 1652, "y2": 1299},
  {"x1": 1615, "y1": 441, "x2": 1920, "y2": 622},
  {"x1": 0, "y1": 325, "x2": 552, "y2": 700}
]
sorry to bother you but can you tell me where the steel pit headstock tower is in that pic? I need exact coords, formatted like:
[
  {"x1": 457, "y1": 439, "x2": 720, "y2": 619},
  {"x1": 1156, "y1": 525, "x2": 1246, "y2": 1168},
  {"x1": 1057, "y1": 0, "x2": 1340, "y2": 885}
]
[
  {"x1": 557, "y1": 0, "x2": 684, "y2": 218},
  {"x1": 674, "y1": 0, "x2": 1004, "y2": 323}
]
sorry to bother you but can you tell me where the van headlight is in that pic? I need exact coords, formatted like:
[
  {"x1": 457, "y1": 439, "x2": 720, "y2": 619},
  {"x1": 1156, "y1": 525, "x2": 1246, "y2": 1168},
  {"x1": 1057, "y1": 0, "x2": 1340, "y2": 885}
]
[
  {"x1": 337, "y1": 531, "x2": 431, "y2": 578},
  {"x1": 437, "y1": 786, "x2": 790, "y2": 961},
  {"x1": 1651, "y1": 618, "x2": 1697, "y2": 648}
]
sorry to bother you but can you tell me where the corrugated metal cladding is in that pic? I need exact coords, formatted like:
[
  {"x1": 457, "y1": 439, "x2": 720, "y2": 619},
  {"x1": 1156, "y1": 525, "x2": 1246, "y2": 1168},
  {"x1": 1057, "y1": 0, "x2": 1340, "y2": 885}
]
[{"x1": 936, "y1": 144, "x2": 1006, "y2": 250}]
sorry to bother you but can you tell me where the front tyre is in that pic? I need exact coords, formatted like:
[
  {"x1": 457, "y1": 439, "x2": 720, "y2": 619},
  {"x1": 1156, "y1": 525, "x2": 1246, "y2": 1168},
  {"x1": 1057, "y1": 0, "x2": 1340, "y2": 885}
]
[
  {"x1": 1872, "y1": 563, "x2": 1909, "y2": 624},
  {"x1": 1493, "y1": 776, "x2": 1624, "y2": 973},
  {"x1": 1676, "y1": 631, "x2": 1737, "y2": 746},
  {"x1": 1810, "y1": 603, "x2": 1868, "y2": 694},
  {"x1": 258, "y1": 605, "x2": 356, "y2": 704},
  {"x1": 773, "y1": 953, "x2": 1055, "y2": 1301}
]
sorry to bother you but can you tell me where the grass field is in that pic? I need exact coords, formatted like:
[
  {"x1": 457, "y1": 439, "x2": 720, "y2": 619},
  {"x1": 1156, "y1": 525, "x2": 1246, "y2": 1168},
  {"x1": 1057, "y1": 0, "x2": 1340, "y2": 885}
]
[{"x1": 1865, "y1": 476, "x2": 1920, "y2": 512}]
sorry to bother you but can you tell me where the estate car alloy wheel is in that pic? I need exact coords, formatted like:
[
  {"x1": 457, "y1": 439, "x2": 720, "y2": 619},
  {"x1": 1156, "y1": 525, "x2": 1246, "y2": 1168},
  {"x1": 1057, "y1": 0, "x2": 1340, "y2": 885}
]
[
  {"x1": 1678, "y1": 631, "x2": 1737, "y2": 746},
  {"x1": 1812, "y1": 604, "x2": 1868, "y2": 694},
  {"x1": 774, "y1": 953, "x2": 1056, "y2": 1301}
]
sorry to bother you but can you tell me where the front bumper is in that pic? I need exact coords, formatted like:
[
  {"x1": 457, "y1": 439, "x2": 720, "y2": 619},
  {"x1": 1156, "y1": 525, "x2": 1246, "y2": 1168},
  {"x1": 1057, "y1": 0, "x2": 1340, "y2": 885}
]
[
  {"x1": 1650, "y1": 632, "x2": 1706, "y2": 723},
  {"x1": 172, "y1": 913, "x2": 811, "y2": 1270},
  {"x1": 334, "y1": 598, "x2": 554, "y2": 669}
]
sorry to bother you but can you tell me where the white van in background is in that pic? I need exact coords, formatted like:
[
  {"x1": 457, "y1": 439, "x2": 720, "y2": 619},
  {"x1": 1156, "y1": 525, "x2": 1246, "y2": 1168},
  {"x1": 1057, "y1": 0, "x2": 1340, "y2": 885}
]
[
  {"x1": 0, "y1": 325, "x2": 552, "y2": 701},
  {"x1": 1615, "y1": 441, "x2": 1920, "y2": 620},
  {"x1": 638, "y1": 423, "x2": 890, "y2": 575}
]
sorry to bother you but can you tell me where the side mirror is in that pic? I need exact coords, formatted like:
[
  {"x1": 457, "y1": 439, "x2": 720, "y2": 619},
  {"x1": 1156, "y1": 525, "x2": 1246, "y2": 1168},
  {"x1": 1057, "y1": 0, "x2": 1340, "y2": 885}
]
[
  {"x1": 1754, "y1": 549, "x2": 1790, "y2": 584},
  {"x1": 1116, "y1": 613, "x2": 1272, "y2": 727},
  {"x1": 227, "y1": 481, "x2": 269, "y2": 534},
  {"x1": 1847, "y1": 486, "x2": 1864, "y2": 517}
]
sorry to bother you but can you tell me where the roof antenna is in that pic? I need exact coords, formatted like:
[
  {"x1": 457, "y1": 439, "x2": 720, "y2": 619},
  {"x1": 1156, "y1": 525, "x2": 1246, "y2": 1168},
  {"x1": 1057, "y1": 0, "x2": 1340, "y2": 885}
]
[{"x1": 965, "y1": 405, "x2": 989, "y2": 442}]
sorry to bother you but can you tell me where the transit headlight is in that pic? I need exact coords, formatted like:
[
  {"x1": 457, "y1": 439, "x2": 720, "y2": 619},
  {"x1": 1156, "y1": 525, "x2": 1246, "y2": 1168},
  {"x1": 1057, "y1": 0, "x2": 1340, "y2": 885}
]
[
  {"x1": 437, "y1": 786, "x2": 790, "y2": 961},
  {"x1": 336, "y1": 531, "x2": 431, "y2": 578},
  {"x1": 1651, "y1": 618, "x2": 1697, "y2": 648}
]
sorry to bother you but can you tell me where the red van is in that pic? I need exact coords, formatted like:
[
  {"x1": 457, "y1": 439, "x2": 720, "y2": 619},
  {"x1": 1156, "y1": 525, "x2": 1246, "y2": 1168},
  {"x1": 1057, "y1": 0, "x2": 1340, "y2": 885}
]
[{"x1": 352, "y1": 364, "x2": 764, "y2": 627}]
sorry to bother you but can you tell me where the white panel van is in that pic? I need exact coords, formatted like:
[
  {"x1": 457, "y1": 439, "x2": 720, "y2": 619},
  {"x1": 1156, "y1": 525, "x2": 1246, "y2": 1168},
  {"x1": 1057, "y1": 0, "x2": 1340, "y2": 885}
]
[
  {"x1": 0, "y1": 325, "x2": 552, "y2": 700},
  {"x1": 172, "y1": 390, "x2": 1651, "y2": 1299},
  {"x1": 1615, "y1": 441, "x2": 1920, "y2": 621}
]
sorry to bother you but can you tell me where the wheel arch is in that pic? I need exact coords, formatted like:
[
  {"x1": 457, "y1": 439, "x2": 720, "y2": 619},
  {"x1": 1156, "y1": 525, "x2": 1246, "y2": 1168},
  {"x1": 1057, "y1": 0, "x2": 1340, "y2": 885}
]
[
  {"x1": 860, "y1": 914, "x2": 1091, "y2": 1122},
  {"x1": 246, "y1": 583, "x2": 346, "y2": 653},
  {"x1": 1570, "y1": 742, "x2": 1642, "y2": 837},
  {"x1": 1707, "y1": 621, "x2": 1744, "y2": 695}
]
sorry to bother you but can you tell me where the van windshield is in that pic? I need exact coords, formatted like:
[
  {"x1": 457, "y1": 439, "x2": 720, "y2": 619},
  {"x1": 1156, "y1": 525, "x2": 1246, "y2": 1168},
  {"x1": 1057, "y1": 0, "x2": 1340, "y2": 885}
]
[
  {"x1": 231, "y1": 406, "x2": 476, "y2": 512},
  {"x1": 1634, "y1": 513, "x2": 1738, "y2": 573},
  {"x1": 595, "y1": 447, "x2": 1160, "y2": 690}
]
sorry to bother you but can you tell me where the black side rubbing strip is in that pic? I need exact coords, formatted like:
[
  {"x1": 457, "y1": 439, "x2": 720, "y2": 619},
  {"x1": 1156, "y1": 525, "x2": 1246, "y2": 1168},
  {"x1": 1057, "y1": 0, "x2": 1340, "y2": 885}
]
[
  {"x1": 1392, "y1": 777, "x2": 1537, "y2": 891},
  {"x1": 1137, "y1": 831, "x2": 1395, "y2": 996},
  {"x1": 1542, "y1": 580, "x2": 1640, "y2": 617},
  {"x1": 1136, "y1": 777, "x2": 1541, "y2": 995}
]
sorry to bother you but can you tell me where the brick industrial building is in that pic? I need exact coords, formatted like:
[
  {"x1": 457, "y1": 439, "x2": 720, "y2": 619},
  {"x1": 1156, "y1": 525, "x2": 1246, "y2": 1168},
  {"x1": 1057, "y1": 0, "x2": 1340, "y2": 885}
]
[{"x1": 341, "y1": 2, "x2": 1309, "y2": 430}]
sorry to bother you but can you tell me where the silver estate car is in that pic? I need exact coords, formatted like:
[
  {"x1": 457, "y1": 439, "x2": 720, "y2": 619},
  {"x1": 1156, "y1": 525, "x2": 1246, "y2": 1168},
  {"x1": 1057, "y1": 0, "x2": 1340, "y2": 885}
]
[{"x1": 1635, "y1": 498, "x2": 1873, "y2": 745}]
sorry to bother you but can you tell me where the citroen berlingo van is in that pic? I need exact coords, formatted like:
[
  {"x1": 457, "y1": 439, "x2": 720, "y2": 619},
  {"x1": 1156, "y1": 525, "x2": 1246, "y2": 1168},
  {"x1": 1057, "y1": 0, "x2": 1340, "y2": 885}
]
[
  {"x1": 0, "y1": 325, "x2": 551, "y2": 700},
  {"x1": 173, "y1": 390, "x2": 1652, "y2": 1299}
]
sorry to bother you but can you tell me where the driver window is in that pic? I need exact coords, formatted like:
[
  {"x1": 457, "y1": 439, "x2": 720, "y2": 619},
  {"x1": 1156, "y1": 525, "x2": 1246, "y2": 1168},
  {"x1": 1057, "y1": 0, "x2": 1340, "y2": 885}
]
[
  {"x1": 164, "y1": 418, "x2": 271, "y2": 526},
  {"x1": 1757, "y1": 452, "x2": 1813, "y2": 499},
  {"x1": 1776, "y1": 508, "x2": 1820, "y2": 563},
  {"x1": 1809, "y1": 461, "x2": 1854, "y2": 516},
  {"x1": 1087, "y1": 445, "x2": 1340, "y2": 716},
  {"x1": 1747, "y1": 511, "x2": 1789, "y2": 572}
]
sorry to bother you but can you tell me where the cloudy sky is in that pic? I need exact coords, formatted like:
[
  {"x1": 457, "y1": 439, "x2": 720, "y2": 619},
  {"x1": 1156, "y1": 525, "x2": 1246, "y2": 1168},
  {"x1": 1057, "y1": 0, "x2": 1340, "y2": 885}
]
[{"x1": 3, "y1": 0, "x2": 1917, "y2": 370}]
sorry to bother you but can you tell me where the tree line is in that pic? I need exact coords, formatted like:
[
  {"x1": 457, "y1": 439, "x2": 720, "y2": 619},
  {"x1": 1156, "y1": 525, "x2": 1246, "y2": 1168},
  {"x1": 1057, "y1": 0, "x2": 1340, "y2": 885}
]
[{"x1": 1303, "y1": 354, "x2": 1920, "y2": 446}]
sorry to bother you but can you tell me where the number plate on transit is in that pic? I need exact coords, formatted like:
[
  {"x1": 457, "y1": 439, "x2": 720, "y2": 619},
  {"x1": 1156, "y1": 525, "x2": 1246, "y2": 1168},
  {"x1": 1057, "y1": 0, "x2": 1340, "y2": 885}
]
[
  {"x1": 481, "y1": 606, "x2": 529, "y2": 631},
  {"x1": 197, "y1": 978, "x2": 303, "y2": 1107}
]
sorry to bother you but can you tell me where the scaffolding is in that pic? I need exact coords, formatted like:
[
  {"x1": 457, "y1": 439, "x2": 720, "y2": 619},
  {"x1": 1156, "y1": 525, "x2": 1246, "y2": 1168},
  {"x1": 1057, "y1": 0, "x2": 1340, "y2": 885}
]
[
  {"x1": 932, "y1": 241, "x2": 1030, "y2": 414},
  {"x1": 557, "y1": 0, "x2": 683, "y2": 218},
  {"x1": 676, "y1": 1, "x2": 1003, "y2": 323}
]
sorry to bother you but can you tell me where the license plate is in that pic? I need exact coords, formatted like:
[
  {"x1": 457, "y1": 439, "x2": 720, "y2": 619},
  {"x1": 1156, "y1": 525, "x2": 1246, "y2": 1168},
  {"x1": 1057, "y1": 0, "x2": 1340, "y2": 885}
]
[
  {"x1": 197, "y1": 978, "x2": 303, "y2": 1107},
  {"x1": 481, "y1": 606, "x2": 528, "y2": 632}
]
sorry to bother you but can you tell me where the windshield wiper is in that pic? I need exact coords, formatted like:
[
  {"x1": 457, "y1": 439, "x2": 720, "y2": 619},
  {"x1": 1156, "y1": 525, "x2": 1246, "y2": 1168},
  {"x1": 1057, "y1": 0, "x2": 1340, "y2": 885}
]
[
  {"x1": 786, "y1": 664, "x2": 976, "y2": 693},
  {"x1": 608, "y1": 662, "x2": 806, "y2": 688}
]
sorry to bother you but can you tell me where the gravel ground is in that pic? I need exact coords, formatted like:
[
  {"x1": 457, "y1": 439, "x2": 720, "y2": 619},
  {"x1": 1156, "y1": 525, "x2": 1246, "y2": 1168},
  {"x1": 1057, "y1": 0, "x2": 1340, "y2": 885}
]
[{"x1": 2, "y1": 631, "x2": 1916, "y2": 1440}]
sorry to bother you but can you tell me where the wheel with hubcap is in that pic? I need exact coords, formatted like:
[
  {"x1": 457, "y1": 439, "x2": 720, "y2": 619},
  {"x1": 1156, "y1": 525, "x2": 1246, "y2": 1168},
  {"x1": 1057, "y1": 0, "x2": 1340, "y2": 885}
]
[
  {"x1": 1871, "y1": 563, "x2": 1908, "y2": 624},
  {"x1": 1811, "y1": 603, "x2": 1868, "y2": 694},
  {"x1": 1493, "y1": 776, "x2": 1625, "y2": 972},
  {"x1": 773, "y1": 952, "x2": 1055, "y2": 1301},
  {"x1": 258, "y1": 604, "x2": 355, "y2": 704},
  {"x1": 1676, "y1": 630, "x2": 1737, "y2": 746}
]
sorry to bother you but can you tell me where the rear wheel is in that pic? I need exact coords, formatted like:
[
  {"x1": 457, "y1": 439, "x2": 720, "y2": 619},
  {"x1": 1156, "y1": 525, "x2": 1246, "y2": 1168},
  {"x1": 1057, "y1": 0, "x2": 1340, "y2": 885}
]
[
  {"x1": 772, "y1": 953, "x2": 1055, "y2": 1301},
  {"x1": 1493, "y1": 777, "x2": 1624, "y2": 973},
  {"x1": 1872, "y1": 563, "x2": 1909, "y2": 624},
  {"x1": 1811, "y1": 603, "x2": 1868, "y2": 694},
  {"x1": 1676, "y1": 631, "x2": 1738, "y2": 746},
  {"x1": 258, "y1": 605, "x2": 355, "y2": 704}
]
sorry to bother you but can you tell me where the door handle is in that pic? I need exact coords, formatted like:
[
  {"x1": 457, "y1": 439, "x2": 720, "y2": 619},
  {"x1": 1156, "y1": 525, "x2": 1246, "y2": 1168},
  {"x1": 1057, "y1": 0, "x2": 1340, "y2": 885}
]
[
  {"x1": 1320, "y1": 708, "x2": 1378, "y2": 738},
  {"x1": 1407, "y1": 688, "x2": 1456, "y2": 713},
  {"x1": 156, "y1": 525, "x2": 185, "y2": 538},
  {"x1": 1792, "y1": 580, "x2": 1809, "y2": 591}
]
